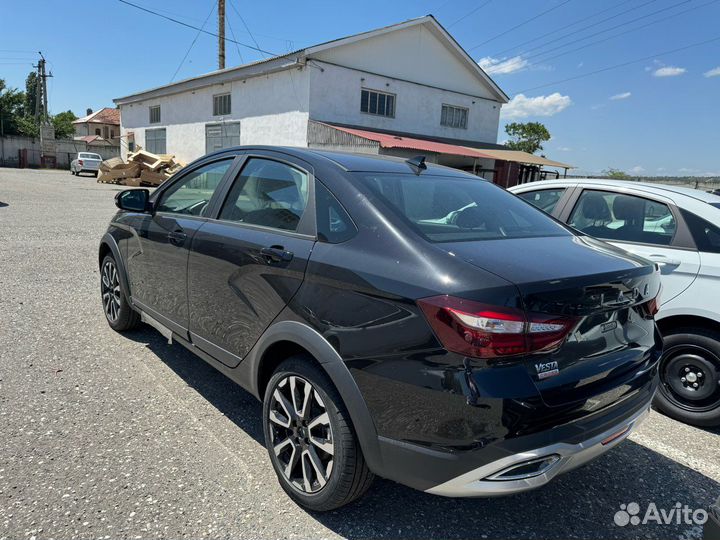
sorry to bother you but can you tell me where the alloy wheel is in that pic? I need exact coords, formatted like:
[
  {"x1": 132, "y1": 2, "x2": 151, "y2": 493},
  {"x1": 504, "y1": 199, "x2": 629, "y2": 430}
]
[
  {"x1": 268, "y1": 375, "x2": 334, "y2": 494},
  {"x1": 101, "y1": 259, "x2": 122, "y2": 322}
]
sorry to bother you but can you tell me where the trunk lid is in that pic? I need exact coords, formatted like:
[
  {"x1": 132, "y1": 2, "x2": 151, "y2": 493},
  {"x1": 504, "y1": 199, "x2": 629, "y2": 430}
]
[{"x1": 439, "y1": 234, "x2": 662, "y2": 408}]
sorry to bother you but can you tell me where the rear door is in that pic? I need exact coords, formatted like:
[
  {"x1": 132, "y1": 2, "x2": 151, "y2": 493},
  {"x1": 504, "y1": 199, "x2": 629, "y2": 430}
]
[
  {"x1": 187, "y1": 152, "x2": 316, "y2": 367},
  {"x1": 564, "y1": 188, "x2": 700, "y2": 305}
]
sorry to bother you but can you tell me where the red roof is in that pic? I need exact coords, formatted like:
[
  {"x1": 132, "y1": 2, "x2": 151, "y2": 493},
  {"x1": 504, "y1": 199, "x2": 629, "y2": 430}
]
[
  {"x1": 73, "y1": 107, "x2": 120, "y2": 126},
  {"x1": 323, "y1": 124, "x2": 493, "y2": 159}
]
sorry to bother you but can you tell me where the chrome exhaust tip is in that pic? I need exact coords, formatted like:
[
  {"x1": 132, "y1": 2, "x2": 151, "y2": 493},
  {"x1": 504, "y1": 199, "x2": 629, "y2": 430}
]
[{"x1": 484, "y1": 454, "x2": 561, "y2": 481}]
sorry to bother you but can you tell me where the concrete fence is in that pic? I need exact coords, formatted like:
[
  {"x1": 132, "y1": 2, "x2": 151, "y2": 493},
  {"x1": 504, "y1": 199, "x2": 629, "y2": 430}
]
[{"x1": 0, "y1": 135, "x2": 120, "y2": 169}]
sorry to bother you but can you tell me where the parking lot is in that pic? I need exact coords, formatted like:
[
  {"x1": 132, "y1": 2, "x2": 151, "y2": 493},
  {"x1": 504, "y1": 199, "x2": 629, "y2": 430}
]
[{"x1": 1, "y1": 167, "x2": 719, "y2": 539}]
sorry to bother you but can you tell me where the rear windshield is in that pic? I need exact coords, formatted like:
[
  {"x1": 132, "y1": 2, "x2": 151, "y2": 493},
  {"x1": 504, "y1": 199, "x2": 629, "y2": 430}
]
[
  {"x1": 80, "y1": 153, "x2": 101, "y2": 160},
  {"x1": 710, "y1": 202, "x2": 720, "y2": 210},
  {"x1": 356, "y1": 173, "x2": 571, "y2": 243}
]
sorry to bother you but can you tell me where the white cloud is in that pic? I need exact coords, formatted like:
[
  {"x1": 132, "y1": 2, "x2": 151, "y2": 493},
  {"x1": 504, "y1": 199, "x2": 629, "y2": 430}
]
[
  {"x1": 653, "y1": 66, "x2": 686, "y2": 77},
  {"x1": 630, "y1": 166, "x2": 645, "y2": 174},
  {"x1": 704, "y1": 67, "x2": 720, "y2": 78},
  {"x1": 501, "y1": 93, "x2": 572, "y2": 119},
  {"x1": 556, "y1": 146, "x2": 572, "y2": 151},
  {"x1": 610, "y1": 92, "x2": 632, "y2": 100},
  {"x1": 478, "y1": 55, "x2": 528, "y2": 75}
]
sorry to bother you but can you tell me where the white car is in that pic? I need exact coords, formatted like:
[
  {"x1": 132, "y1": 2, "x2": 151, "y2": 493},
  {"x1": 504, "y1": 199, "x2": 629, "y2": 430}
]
[
  {"x1": 70, "y1": 152, "x2": 102, "y2": 177},
  {"x1": 510, "y1": 179, "x2": 720, "y2": 427}
]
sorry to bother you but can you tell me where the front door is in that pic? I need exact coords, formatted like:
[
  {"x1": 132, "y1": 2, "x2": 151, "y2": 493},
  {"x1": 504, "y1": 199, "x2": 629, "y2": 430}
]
[
  {"x1": 567, "y1": 189, "x2": 700, "y2": 305},
  {"x1": 125, "y1": 157, "x2": 236, "y2": 333},
  {"x1": 187, "y1": 155, "x2": 316, "y2": 367}
]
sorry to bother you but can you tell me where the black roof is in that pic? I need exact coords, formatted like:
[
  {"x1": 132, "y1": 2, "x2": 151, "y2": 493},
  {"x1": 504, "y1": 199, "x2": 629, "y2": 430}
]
[{"x1": 204, "y1": 146, "x2": 474, "y2": 177}]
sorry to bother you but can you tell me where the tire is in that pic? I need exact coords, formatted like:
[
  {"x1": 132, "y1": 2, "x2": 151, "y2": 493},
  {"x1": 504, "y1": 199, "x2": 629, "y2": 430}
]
[
  {"x1": 94, "y1": 171, "x2": 98, "y2": 178},
  {"x1": 653, "y1": 327, "x2": 720, "y2": 427},
  {"x1": 100, "y1": 254, "x2": 140, "y2": 332},
  {"x1": 262, "y1": 356, "x2": 374, "y2": 511}
]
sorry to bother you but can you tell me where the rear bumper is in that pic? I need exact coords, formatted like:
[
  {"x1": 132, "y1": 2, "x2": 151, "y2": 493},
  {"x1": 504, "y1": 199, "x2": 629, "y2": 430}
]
[
  {"x1": 372, "y1": 371, "x2": 658, "y2": 495},
  {"x1": 426, "y1": 404, "x2": 649, "y2": 497}
]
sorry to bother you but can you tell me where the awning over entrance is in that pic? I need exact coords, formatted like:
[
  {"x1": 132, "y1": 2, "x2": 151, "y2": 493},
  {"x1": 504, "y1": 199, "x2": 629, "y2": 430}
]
[
  {"x1": 322, "y1": 124, "x2": 494, "y2": 160},
  {"x1": 461, "y1": 148, "x2": 574, "y2": 169}
]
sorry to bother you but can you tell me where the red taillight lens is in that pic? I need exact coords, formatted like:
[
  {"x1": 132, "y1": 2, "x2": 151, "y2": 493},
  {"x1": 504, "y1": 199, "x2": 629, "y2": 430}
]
[
  {"x1": 639, "y1": 285, "x2": 661, "y2": 319},
  {"x1": 78, "y1": 159, "x2": 84, "y2": 166},
  {"x1": 417, "y1": 295, "x2": 577, "y2": 359}
]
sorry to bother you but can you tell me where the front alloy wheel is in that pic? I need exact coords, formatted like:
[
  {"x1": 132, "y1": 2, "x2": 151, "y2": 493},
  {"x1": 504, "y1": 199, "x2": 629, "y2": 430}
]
[
  {"x1": 262, "y1": 357, "x2": 374, "y2": 511},
  {"x1": 101, "y1": 259, "x2": 122, "y2": 323},
  {"x1": 99, "y1": 254, "x2": 139, "y2": 332}
]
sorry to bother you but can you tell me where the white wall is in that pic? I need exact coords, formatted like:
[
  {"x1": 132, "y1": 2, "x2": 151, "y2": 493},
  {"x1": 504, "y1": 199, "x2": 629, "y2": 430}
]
[
  {"x1": 308, "y1": 61, "x2": 501, "y2": 144},
  {"x1": 312, "y1": 23, "x2": 498, "y2": 99},
  {"x1": 119, "y1": 67, "x2": 310, "y2": 162}
]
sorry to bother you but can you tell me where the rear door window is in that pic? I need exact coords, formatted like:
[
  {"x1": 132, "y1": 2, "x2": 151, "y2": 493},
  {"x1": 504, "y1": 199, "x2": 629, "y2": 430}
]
[
  {"x1": 568, "y1": 190, "x2": 676, "y2": 246},
  {"x1": 517, "y1": 188, "x2": 566, "y2": 214},
  {"x1": 219, "y1": 158, "x2": 309, "y2": 232}
]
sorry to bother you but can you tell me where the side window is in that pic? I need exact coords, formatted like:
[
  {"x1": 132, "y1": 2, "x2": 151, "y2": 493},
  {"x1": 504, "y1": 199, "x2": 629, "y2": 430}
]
[
  {"x1": 157, "y1": 159, "x2": 233, "y2": 216},
  {"x1": 681, "y1": 209, "x2": 720, "y2": 253},
  {"x1": 517, "y1": 188, "x2": 566, "y2": 214},
  {"x1": 219, "y1": 158, "x2": 309, "y2": 232},
  {"x1": 316, "y1": 182, "x2": 356, "y2": 243},
  {"x1": 569, "y1": 190, "x2": 676, "y2": 246}
]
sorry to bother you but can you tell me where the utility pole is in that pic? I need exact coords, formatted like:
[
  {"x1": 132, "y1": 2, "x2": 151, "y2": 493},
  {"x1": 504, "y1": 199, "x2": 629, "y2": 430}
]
[
  {"x1": 218, "y1": 0, "x2": 226, "y2": 70},
  {"x1": 33, "y1": 52, "x2": 54, "y2": 162}
]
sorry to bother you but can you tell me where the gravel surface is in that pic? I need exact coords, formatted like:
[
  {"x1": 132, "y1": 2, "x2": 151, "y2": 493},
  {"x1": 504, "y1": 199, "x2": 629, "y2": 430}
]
[{"x1": 1, "y1": 168, "x2": 719, "y2": 540}]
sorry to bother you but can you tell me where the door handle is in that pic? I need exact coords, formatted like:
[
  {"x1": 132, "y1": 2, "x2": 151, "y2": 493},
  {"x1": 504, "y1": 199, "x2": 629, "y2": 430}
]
[
  {"x1": 167, "y1": 230, "x2": 187, "y2": 246},
  {"x1": 260, "y1": 246, "x2": 294, "y2": 263}
]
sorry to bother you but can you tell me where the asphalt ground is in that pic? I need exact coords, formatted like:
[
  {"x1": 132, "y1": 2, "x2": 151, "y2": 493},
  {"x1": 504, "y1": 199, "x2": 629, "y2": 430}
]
[{"x1": 1, "y1": 167, "x2": 719, "y2": 539}]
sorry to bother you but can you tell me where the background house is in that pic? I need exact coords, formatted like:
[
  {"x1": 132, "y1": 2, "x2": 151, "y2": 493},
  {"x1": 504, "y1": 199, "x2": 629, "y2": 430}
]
[
  {"x1": 73, "y1": 108, "x2": 120, "y2": 147},
  {"x1": 115, "y1": 16, "x2": 571, "y2": 185}
]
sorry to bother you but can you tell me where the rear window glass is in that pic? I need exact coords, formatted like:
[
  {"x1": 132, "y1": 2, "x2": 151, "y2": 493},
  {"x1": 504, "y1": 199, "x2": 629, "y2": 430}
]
[
  {"x1": 710, "y1": 202, "x2": 720, "y2": 210},
  {"x1": 517, "y1": 188, "x2": 566, "y2": 214},
  {"x1": 79, "y1": 153, "x2": 101, "y2": 160},
  {"x1": 681, "y1": 209, "x2": 720, "y2": 253},
  {"x1": 355, "y1": 173, "x2": 570, "y2": 243}
]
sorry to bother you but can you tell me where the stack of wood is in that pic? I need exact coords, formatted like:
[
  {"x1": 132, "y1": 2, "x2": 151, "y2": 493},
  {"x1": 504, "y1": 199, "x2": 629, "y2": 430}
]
[{"x1": 97, "y1": 150, "x2": 185, "y2": 187}]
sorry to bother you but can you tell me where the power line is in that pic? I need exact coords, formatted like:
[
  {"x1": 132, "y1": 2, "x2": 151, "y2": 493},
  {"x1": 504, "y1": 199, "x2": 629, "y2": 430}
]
[
  {"x1": 229, "y1": 0, "x2": 266, "y2": 58},
  {"x1": 226, "y1": 11, "x2": 246, "y2": 64},
  {"x1": 170, "y1": 2, "x2": 216, "y2": 82},
  {"x1": 116, "y1": 0, "x2": 276, "y2": 56},
  {"x1": 468, "y1": 0, "x2": 574, "y2": 51},
  {"x1": 516, "y1": 33, "x2": 720, "y2": 92},
  {"x1": 526, "y1": 0, "x2": 718, "y2": 66},
  {"x1": 521, "y1": 0, "x2": 689, "y2": 61},
  {"x1": 447, "y1": 0, "x2": 493, "y2": 28},
  {"x1": 489, "y1": 0, "x2": 633, "y2": 57}
]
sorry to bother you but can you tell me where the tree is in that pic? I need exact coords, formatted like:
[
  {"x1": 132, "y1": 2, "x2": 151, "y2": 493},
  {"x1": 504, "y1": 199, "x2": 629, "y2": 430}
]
[
  {"x1": 602, "y1": 168, "x2": 632, "y2": 180},
  {"x1": 504, "y1": 122, "x2": 551, "y2": 154},
  {"x1": 0, "y1": 79, "x2": 26, "y2": 136},
  {"x1": 52, "y1": 110, "x2": 77, "y2": 139},
  {"x1": 24, "y1": 71, "x2": 37, "y2": 117}
]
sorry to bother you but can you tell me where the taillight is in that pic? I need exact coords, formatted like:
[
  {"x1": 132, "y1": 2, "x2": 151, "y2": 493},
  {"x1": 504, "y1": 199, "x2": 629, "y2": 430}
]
[
  {"x1": 78, "y1": 159, "x2": 84, "y2": 166},
  {"x1": 417, "y1": 295, "x2": 578, "y2": 360},
  {"x1": 639, "y1": 285, "x2": 661, "y2": 319}
]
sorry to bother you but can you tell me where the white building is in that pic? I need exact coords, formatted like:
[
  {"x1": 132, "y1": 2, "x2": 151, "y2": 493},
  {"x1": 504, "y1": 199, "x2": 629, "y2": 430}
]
[{"x1": 115, "y1": 16, "x2": 571, "y2": 184}]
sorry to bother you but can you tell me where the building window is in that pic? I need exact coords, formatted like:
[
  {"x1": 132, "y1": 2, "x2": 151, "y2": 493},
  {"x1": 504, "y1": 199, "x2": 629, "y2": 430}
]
[
  {"x1": 213, "y1": 93, "x2": 231, "y2": 116},
  {"x1": 205, "y1": 122, "x2": 240, "y2": 154},
  {"x1": 149, "y1": 105, "x2": 161, "y2": 124},
  {"x1": 145, "y1": 128, "x2": 166, "y2": 154},
  {"x1": 361, "y1": 89, "x2": 395, "y2": 117},
  {"x1": 441, "y1": 104, "x2": 468, "y2": 129},
  {"x1": 103, "y1": 126, "x2": 109, "y2": 139},
  {"x1": 110, "y1": 129, "x2": 115, "y2": 139},
  {"x1": 95, "y1": 128, "x2": 101, "y2": 136}
]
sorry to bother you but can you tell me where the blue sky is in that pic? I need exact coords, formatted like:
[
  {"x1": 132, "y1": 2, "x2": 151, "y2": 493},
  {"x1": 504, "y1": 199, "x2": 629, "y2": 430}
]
[{"x1": 2, "y1": 0, "x2": 719, "y2": 175}]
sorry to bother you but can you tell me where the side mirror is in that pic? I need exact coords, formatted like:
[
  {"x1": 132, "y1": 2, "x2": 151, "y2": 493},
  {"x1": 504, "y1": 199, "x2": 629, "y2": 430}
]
[{"x1": 115, "y1": 189, "x2": 151, "y2": 212}]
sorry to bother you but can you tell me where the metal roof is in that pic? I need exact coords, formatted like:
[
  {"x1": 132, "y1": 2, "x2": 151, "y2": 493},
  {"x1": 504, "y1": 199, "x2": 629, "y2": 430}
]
[
  {"x1": 464, "y1": 148, "x2": 574, "y2": 169},
  {"x1": 325, "y1": 124, "x2": 495, "y2": 159},
  {"x1": 114, "y1": 15, "x2": 507, "y2": 105}
]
